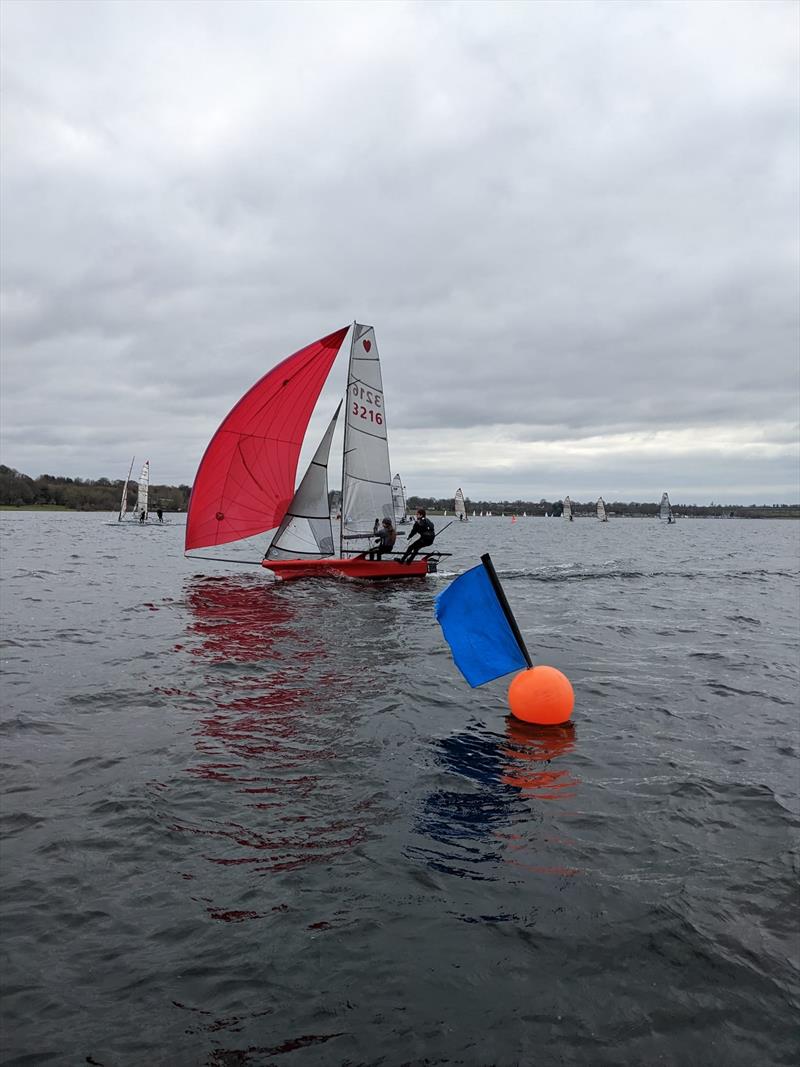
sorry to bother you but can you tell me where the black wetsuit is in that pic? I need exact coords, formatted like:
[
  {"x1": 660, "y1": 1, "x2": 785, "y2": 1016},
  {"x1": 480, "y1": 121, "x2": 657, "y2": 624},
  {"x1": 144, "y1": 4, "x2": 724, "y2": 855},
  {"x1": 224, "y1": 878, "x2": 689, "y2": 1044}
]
[
  {"x1": 399, "y1": 517, "x2": 435, "y2": 563},
  {"x1": 367, "y1": 526, "x2": 397, "y2": 560}
]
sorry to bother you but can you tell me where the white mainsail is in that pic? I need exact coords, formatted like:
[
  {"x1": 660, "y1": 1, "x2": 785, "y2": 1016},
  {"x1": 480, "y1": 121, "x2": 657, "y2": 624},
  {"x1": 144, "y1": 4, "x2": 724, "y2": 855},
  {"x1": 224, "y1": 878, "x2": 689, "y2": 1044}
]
[
  {"x1": 135, "y1": 461, "x2": 150, "y2": 518},
  {"x1": 118, "y1": 456, "x2": 135, "y2": 521},
  {"x1": 392, "y1": 474, "x2": 408, "y2": 525},
  {"x1": 266, "y1": 404, "x2": 341, "y2": 560},
  {"x1": 597, "y1": 497, "x2": 607, "y2": 521},
  {"x1": 454, "y1": 488, "x2": 467, "y2": 521},
  {"x1": 341, "y1": 324, "x2": 394, "y2": 546},
  {"x1": 563, "y1": 496, "x2": 573, "y2": 521},
  {"x1": 660, "y1": 492, "x2": 674, "y2": 522}
]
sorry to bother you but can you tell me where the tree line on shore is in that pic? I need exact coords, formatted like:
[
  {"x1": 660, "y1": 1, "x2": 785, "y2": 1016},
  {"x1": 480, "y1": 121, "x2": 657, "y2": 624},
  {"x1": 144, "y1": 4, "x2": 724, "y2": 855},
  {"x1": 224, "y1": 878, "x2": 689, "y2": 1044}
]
[
  {"x1": 0, "y1": 466, "x2": 190, "y2": 512},
  {"x1": 1, "y1": 466, "x2": 796, "y2": 518}
]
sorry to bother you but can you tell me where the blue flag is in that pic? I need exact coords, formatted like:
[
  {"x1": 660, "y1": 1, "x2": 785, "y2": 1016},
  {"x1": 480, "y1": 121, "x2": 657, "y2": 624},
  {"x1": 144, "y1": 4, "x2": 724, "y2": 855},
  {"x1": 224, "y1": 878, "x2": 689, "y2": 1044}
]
[{"x1": 435, "y1": 561, "x2": 529, "y2": 687}]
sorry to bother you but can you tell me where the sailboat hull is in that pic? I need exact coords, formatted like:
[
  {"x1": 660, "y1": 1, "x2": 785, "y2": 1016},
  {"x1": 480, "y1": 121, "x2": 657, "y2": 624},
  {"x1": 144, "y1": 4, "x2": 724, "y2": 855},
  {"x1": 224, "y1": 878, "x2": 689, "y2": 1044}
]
[{"x1": 262, "y1": 557, "x2": 430, "y2": 581}]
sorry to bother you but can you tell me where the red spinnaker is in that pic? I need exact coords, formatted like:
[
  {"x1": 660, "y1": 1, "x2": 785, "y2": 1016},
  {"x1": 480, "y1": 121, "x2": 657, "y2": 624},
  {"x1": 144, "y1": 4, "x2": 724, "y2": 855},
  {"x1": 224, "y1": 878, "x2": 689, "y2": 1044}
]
[{"x1": 185, "y1": 327, "x2": 349, "y2": 551}]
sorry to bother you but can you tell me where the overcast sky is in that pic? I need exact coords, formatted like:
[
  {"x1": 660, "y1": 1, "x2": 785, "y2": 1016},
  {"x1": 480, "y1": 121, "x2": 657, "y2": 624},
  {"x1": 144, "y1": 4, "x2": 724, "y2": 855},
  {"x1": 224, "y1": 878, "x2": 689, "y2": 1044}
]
[{"x1": 1, "y1": 0, "x2": 798, "y2": 503}]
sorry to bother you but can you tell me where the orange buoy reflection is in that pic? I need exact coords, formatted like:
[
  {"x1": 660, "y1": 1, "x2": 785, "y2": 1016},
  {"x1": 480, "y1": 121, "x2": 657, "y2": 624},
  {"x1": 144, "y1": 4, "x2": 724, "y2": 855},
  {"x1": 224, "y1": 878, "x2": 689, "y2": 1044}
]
[{"x1": 500, "y1": 716, "x2": 579, "y2": 799}]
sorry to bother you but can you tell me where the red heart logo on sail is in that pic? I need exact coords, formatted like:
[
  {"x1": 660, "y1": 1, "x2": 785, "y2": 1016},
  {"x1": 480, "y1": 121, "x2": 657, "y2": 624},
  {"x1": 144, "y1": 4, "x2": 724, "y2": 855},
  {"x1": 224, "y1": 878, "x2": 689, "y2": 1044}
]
[{"x1": 363, "y1": 339, "x2": 371, "y2": 352}]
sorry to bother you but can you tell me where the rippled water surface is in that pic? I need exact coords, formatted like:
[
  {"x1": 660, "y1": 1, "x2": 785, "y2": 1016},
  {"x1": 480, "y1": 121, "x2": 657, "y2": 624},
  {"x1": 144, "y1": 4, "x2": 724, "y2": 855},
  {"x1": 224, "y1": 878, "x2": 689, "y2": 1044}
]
[{"x1": 1, "y1": 512, "x2": 798, "y2": 1066}]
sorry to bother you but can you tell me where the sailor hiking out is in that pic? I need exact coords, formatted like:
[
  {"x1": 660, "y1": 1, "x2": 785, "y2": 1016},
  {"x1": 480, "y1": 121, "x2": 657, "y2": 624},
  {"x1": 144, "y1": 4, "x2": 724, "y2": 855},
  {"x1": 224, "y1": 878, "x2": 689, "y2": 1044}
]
[{"x1": 399, "y1": 508, "x2": 435, "y2": 564}]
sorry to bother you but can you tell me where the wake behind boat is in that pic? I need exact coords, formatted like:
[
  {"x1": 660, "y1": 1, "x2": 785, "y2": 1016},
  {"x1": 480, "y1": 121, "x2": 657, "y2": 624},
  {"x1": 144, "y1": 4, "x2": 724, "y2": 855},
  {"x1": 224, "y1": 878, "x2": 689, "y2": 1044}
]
[{"x1": 185, "y1": 324, "x2": 449, "y2": 580}]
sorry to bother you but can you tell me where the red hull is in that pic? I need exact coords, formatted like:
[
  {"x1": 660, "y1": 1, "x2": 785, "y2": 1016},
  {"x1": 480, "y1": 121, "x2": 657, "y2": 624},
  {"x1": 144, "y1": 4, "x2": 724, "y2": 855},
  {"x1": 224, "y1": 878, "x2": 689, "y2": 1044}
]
[{"x1": 262, "y1": 557, "x2": 429, "y2": 581}]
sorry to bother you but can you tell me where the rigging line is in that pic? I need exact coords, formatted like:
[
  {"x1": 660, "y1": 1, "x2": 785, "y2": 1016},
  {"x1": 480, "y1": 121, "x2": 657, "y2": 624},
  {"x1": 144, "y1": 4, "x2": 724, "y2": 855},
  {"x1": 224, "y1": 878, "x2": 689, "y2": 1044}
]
[
  {"x1": 348, "y1": 425, "x2": 388, "y2": 441},
  {"x1": 347, "y1": 375, "x2": 382, "y2": 390},
  {"x1": 282, "y1": 510, "x2": 332, "y2": 520},
  {"x1": 267, "y1": 547, "x2": 334, "y2": 559},
  {"x1": 185, "y1": 554, "x2": 264, "y2": 566},
  {"x1": 344, "y1": 474, "x2": 393, "y2": 487}
]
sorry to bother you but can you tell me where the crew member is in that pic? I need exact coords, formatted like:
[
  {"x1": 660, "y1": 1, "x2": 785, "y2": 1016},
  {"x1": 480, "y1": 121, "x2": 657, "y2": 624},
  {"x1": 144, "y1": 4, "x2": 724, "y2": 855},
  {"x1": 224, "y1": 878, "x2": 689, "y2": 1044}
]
[
  {"x1": 367, "y1": 518, "x2": 397, "y2": 560},
  {"x1": 399, "y1": 508, "x2": 435, "y2": 563}
]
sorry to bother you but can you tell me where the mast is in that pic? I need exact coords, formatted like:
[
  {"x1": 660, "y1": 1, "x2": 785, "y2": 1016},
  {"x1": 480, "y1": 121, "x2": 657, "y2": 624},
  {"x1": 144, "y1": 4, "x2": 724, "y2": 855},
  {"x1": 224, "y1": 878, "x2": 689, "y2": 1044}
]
[
  {"x1": 118, "y1": 456, "x2": 135, "y2": 521},
  {"x1": 338, "y1": 322, "x2": 355, "y2": 555}
]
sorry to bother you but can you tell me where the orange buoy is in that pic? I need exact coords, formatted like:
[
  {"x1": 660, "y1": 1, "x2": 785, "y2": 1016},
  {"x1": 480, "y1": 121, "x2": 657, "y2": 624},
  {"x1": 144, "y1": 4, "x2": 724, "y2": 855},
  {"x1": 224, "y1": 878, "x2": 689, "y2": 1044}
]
[{"x1": 508, "y1": 665, "x2": 574, "y2": 725}]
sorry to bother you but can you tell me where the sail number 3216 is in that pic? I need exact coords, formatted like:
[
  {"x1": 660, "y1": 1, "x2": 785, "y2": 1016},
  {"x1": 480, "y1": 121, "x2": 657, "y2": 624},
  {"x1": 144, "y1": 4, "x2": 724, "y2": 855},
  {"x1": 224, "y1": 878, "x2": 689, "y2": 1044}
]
[{"x1": 352, "y1": 384, "x2": 383, "y2": 425}]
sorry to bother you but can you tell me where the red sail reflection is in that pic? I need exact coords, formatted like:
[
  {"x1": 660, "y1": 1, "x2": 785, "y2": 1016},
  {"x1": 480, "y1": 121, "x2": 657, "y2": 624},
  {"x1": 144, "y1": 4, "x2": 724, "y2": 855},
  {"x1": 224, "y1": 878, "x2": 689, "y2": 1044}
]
[{"x1": 174, "y1": 577, "x2": 367, "y2": 883}]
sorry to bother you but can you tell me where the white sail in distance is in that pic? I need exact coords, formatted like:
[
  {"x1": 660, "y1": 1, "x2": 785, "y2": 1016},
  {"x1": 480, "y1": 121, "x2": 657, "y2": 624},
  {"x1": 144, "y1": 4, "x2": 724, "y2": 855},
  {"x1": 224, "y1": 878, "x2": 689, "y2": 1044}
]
[
  {"x1": 118, "y1": 456, "x2": 135, "y2": 521},
  {"x1": 341, "y1": 324, "x2": 394, "y2": 545},
  {"x1": 597, "y1": 497, "x2": 607, "y2": 521},
  {"x1": 454, "y1": 488, "x2": 467, "y2": 521},
  {"x1": 563, "y1": 496, "x2": 573, "y2": 521},
  {"x1": 136, "y1": 461, "x2": 150, "y2": 518},
  {"x1": 660, "y1": 492, "x2": 674, "y2": 522},
  {"x1": 391, "y1": 474, "x2": 407, "y2": 524},
  {"x1": 266, "y1": 405, "x2": 341, "y2": 560}
]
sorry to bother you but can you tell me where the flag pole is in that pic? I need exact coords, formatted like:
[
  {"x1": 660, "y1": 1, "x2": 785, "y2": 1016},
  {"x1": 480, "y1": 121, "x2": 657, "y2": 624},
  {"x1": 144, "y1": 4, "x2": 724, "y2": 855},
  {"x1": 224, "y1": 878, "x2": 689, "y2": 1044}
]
[{"x1": 480, "y1": 553, "x2": 533, "y2": 668}]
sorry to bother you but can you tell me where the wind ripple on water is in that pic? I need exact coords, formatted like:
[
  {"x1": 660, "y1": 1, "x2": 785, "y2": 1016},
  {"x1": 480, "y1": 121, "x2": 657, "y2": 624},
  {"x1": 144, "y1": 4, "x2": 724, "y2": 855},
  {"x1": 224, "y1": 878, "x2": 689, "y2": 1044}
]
[{"x1": 1, "y1": 513, "x2": 798, "y2": 1065}]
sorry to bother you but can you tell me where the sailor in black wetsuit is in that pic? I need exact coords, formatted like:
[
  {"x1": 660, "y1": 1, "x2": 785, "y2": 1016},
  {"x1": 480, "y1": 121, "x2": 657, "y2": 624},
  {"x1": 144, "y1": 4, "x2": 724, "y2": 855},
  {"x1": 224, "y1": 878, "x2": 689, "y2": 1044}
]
[
  {"x1": 399, "y1": 508, "x2": 435, "y2": 564},
  {"x1": 367, "y1": 518, "x2": 397, "y2": 560}
]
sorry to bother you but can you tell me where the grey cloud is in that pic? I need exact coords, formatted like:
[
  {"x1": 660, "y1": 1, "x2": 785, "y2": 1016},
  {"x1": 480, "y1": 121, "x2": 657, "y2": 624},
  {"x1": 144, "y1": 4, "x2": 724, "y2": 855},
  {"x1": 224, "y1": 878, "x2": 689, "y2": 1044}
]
[{"x1": 1, "y1": 0, "x2": 797, "y2": 500}]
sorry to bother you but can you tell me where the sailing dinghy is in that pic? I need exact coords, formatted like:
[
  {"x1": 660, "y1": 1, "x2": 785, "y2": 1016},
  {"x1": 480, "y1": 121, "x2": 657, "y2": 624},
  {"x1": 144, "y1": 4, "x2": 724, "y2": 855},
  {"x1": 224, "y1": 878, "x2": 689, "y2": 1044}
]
[
  {"x1": 454, "y1": 488, "x2": 467, "y2": 521},
  {"x1": 659, "y1": 492, "x2": 675, "y2": 524},
  {"x1": 134, "y1": 461, "x2": 150, "y2": 521},
  {"x1": 110, "y1": 458, "x2": 150, "y2": 524},
  {"x1": 392, "y1": 474, "x2": 409, "y2": 525},
  {"x1": 597, "y1": 497, "x2": 608, "y2": 522},
  {"x1": 563, "y1": 496, "x2": 573, "y2": 521},
  {"x1": 185, "y1": 324, "x2": 449, "y2": 580}
]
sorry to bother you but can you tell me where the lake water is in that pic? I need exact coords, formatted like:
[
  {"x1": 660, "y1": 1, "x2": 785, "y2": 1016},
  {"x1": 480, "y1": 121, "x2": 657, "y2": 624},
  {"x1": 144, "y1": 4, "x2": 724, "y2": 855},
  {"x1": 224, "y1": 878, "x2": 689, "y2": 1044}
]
[{"x1": 1, "y1": 512, "x2": 798, "y2": 1066}]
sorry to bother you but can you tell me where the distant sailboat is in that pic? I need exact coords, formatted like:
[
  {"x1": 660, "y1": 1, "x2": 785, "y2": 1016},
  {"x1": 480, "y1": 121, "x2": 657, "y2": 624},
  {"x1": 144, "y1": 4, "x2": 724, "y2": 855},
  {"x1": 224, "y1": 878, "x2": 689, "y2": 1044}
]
[
  {"x1": 392, "y1": 474, "x2": 409, "y2": 525},
  {"x1": 113, "y1": 458, "x2": 150, "y2": 523},
  {"x1": 597, "y1": 497, "x2": 608, "y2": 522},
  {"x1": 185, "y1": 324, "x2": 449, "y2": 580},
  {"x1": 660, "y1": 492, "x2": 675, "y2": 524},
  {"x1": 564, "y1": 496, "x2": 573, "y2": 522},
  {"x1": 454, "y1": 488, "x2": 467, "y2": 522}
]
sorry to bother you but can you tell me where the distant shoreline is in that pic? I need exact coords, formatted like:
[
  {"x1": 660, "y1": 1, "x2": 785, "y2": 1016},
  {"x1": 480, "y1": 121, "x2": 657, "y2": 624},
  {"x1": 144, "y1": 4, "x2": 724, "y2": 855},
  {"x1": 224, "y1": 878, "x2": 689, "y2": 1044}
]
[{"x1": 2, "y1": 505, "x2": 797, "y2": 519}]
